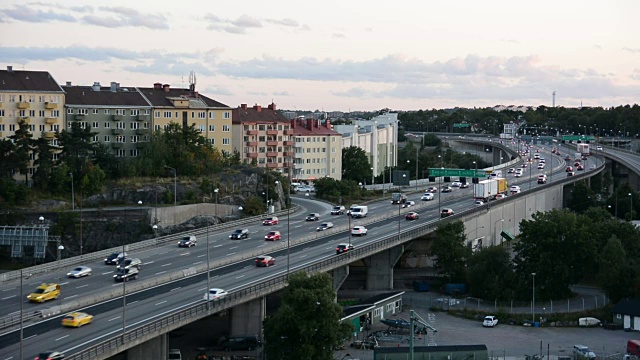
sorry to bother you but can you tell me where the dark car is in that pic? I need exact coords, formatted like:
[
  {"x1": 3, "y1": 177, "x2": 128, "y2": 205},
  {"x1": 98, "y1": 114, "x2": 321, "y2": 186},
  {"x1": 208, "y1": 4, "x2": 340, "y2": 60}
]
[
  {"x1": 336, "y1": 243, "x2": 354, "y2": 254},
  {"x1": 306, "y1": 213, "x2": 320, "y2": 221},
  {"x1": 441, "y1": 208, "x2": 455, "y2": 218},
  {"x1": 405, "y1": 212, "x2": 419, "y2": 220},
  {"x1": 577, "y1": 164, "x2": 584, "y2": 171},
  {"x1": 229, "y1": 229, "x2": 249, "y2": 240},
  {"x1": 113, "y1": 267, "x2": 139, "y2": 282},
  {"x1": 177, "y1": 235, "x2": 197, "y2": 247},
  {"x1": 116, "y1": 257, "x2": 142, "y2": 270},
  {"x1": 104, "y1": 252, "x2": 126, "y2": 265},
  {"x1": 35, "y1": 352, "x2": 65, "y2": 360},
  {"x1": 220, "y1": 336, "x2": 262, "y2": 351}
]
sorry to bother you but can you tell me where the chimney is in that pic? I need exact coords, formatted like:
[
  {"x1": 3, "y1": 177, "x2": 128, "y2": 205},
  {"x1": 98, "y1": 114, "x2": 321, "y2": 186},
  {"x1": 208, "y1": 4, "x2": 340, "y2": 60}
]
[
  {"x1": 92, "y1": 82, "x2": 101, "y2": 91},
  {"x1": 189, "y1": 83, "x2": 195, "y2": 92},
  {"x1": 290, "y1": 119, "x2": 296, "y2": 128},
  {"x1": 306, "y1": 118, "x2": 313, "y2": 130},
  {"x1": 163, "y1": 84, "x2": 170, "y2": 92},
  {"x1": 66, "y1": 81, "x2": 72, "y2": 87},
  {"x1": 110, "y1": 82, "x2": 118, "y2": 92},
  {"x1": 7, "y1": 66, "x2": 13, "y2": 72},
  {"x1": 268, "y1": 102, "x2": 277, "y2": 111},
  {"x1": 153, "y1": 82, "x2": 162, "y2": 90},
  {"x1": 193, "y1": 91, "x2": 198, "y2": 98},
  {"x1": 254, "y1": 103, "x2": 262, "y2": 112},
  {"x1": 240, "y1": 104, "x2": 248, "y2": 109},
  {"x1": 325, "y1": 119, "x2": 331, "y2": 129}
]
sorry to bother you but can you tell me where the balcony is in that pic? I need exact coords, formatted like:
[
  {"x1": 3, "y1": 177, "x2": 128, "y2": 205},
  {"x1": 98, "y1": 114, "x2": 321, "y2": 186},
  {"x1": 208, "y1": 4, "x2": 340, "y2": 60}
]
[
  {"x1": 294, "y1": 152, "x2": 304, "y2": 158},
  {"x1": 17, "y1": 102, "x2": 29, "y2": 109},
  {"x1": 246, "y1": 141, "x2": 258, "y2": 146},
  {"x1": 266, "y1": 130, "x2": 278, "y2": 135},
  {"x1": 283, "y1": 140, "x2": 294, "y2": 146},
  {"x1": 111, "y1": 114, "x2": 123, "y2": 121},
  {"x1": 111, "y1": 142, "x2": 123, "y2": 149},
  {"x1": 112, "y1": 129, "x2": 123, "y2": 135},
  {"x1": 266, "y1": 141, "x2": 278, "y2": 146},
  {"x1": 44, "y1": 102, "x2": 57, "y2": 109},
  {"x1": 18, "y1": 116, "x2": 30, "y2": 123},
  {"x1": 294, "y1": 163, "x2": 304, "y2": 169},
  {"x1": 284, "y1": 130, "x2": 294, "y2": 135},
  {"x1": 137, "y1": 114, "x2": 150, "y2": 122},
  {"x1": 283, "y1": 151, "x2": 294, "y2": 157},
  {"x1": 43, "y1": 132, "x2": 55, "y2": 140},
  {"x1": 246, "y1": 130, "x2": 258, "y2": 135},
  {"x1": 266, "y1": 152, "x2": 278, "y2": 157},
  {"x1": 284, "y1": 162, "x2": 294, "y2": 168},
  {"x1": 45, "y1": 117, "x2": 58, "y2": 125},
  {"x1": 246, "y1": 152, "x2": 258, "y2": 158},
  {"x1": 136, "y1": 129, "x2": 148, "y2": 135},
  {"x1": 74, "y1": 114, "x2": 85, "y2": 120},
  {"x1": 266, "y1": 163, "x2": 279, "y2": 168},
  {"x1": 294, "y1": 141, "x2": 304, "y2": 148}
]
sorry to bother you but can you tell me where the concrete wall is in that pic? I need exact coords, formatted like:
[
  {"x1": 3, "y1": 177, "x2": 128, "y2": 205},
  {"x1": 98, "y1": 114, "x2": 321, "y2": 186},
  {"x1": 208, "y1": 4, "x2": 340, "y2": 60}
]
[
  {"x1": 230, "y1": 297, "x2": 265, "y2": 337},
  {"x1": 148, "y1": 203, "x2": 242, "y2": 226},
  {"x1": 126, "y1": 333, "x2": 167, "y2": 360}
]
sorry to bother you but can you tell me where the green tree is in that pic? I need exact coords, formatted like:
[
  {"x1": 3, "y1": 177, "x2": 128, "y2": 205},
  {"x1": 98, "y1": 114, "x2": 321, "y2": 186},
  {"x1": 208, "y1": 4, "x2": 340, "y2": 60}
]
[
  {"x1": 597, "y1": 235, "x2": 631, "y2": 302},
  {"x1": 80, "y1": 164, "x2": 107, "y2": 196},
  {"x1": 263, "y1": 272, "x2": 351, "y2": 360},
  {"x1": 32, "y1": 136, "x2": 55, "y2": 191},
  {"x1": 341, "y1": 146, "x2": 372, "y2": 183},
  {"x1": 0, "y1": 139, "x2": 18, "y2": 178},
  {"x1": 56, "y1": 122, "x2": 97, "y2": 178},
  {"x1": 467, "y1": 246, "x2": 515, "y2": 300},
  {"x1": 430, "y1": 221, "x2": 471, "y2": 282},
  {"x1": 567, "y1": 181, "x2": 596, "y2": 214},
  {"x1": 242, "y1": 196, "x2": 266, "y2": 216},
  {"x1": 8, "y1": 119, "x2": 34, "y2": 183}
]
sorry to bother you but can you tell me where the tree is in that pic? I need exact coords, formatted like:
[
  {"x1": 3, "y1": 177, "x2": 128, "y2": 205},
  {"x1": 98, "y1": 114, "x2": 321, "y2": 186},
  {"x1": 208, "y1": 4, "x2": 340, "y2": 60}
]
[
  {"x1": 467, "y1": 246, "x2": 515, "y2": 300},
  {"x1": 430, "y1": 221, "x2": 471, "y2": 282},
  {"x1": 597, "y1": 235, "x2": 632, "y2": 302},
  {"x1": 0, "y1": 139, "x2": 18, "y2": 178},
  {"x1": 341, "y1": 146, "x2": 372, "y2": 183},
  {"x1": 32, "y1": 136, "x2": 55, "y2": 191},
  {"x1": 567, "y1": 181, "x2": 596, "y2": 214},
  {"x1": 56, "y1": 122, "x2": 97, "y2": 178},
  {"x1": 263, "y1": 272, "x2": 351, "y2": 360},
  {"x1": 242, "y1": 196, "x2": 266, "y2": 216},
  {"x1": 8, "y1": 119, "x2": 34, "y2": 183}
]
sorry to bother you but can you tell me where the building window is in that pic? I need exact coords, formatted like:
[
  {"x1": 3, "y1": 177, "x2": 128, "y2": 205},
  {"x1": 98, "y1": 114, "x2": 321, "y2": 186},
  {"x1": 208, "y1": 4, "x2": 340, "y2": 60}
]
[
  {"x1": 209, "y1": 138, "x2": 215, "y2": 145},
  {"x1": 92, "y1": 122, "x2": 99, "y2": 128},
  {"x1": 28, "y1": 95, "x2": 35, "y2": 103},
  {"x1": 50, "y1": 96, "x2": 59, "y2": 103},
  {"x1": 67, "y1": 108, "x2": 74, "y2": 114},
  {"x1": 115, "y1": 135, "x2": 126, "y2": 143},
  {"x1": 78, "y1": 108, "x2": 88, "y2": 115},
  {"x1": 222, "y1": 125, "x2": 230, "y2": 132},
  {"x1": 223, "y1": 112, "x2": 230, "y2": 119},
  {"x1": 258, "y1": 125, "x2": 265, "y2": 131},
  {"x1": 115, "y1": 109, "x2": 126, "y2": 116},
  {"x1": 0, "y1": 110, "x2": 4, "y2": 117},
  {"x1": 198, "y1": 111, "x2": 206, "y2": 119},
  {"x1": 209, "y1": 111, "x2": 215, "y2": 118},
  {"x1": 29, "y1": 124, "x2": 35, "y2": 132},
  {"x1": 155, "y1": 124, "x2": 161, "y2": 130},
  {"x1": 259, "y1": 147, "x2": 266, "y2": 153},
  {"x1": 104, "y1": 135, "x2": 111, "y2": 142},
  {"x1": 91, "y1": 109, "x2": 98, "y2": 114},
  {"x1": 103, "y1": 122, "x2": 110, "y2": 129},
  {"x1": 155, "y1": 111, "x2": 160, "y2": 118},
  {"x1": 131, "y1": 136, "x2": 139, "y2": 143},
  {"x1": 222, "y1": 138, "x2": 230, "y2": 145},
  {"x1": 51, "y1": 110, "x2": 60, "y2": 117},
  {"x1": 130, "y1": 109, "x2": 139, "y2": 116},
  {"x1": 92, "y1": 135, "x2": 99, "y2": 142},
  {"x1": 130, "y1": 149, "x2": 141, "y2": 157},
  {"x1": 209, "y1": 125, "x2": 215, "y2": 132},
  {"x1": 28, "y1": 110, "x2": 35, "y2": 117},
  {"x1": 51, "y1": 125, "x2": 59, "y2": 131},
  {"x1": 38, "y1": 124, "x2": 45, "y2": 132},
  {"x1": 116, "y1": 149, "x2": 126, "y2": 157},
  {"x1": 130, "y1": 122, "x2": 139, "y2": 130},
  {"x1": 164, "y1": 111, "x2": 172, "y2": 118},
  {"x1": 617, "y1": 314, "x2": 621, "y2": 319},
  {"x1": 198, "y1": 125, "x2": 205, "y2": 132},
  {"x1": 116, "y1": 122, "x2": 125, "y2": 129}
]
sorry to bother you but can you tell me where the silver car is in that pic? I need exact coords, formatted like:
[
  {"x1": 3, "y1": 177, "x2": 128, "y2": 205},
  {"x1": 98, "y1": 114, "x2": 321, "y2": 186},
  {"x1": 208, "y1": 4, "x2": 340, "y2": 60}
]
[{"x1": 67, "y1": 266, "x2": 92, "y2": 278}]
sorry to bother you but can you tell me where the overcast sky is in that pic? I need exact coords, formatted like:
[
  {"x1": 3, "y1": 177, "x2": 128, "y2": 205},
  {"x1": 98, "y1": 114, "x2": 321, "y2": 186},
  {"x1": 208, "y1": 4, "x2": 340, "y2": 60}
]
[{"x1": 1, "y1": 0, "x2": 638, "y2": 111}]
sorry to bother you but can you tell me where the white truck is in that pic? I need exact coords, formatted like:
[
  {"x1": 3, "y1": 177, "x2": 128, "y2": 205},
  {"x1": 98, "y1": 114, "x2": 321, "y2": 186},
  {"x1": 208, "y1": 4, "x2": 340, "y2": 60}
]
[
  {"x1": 474, "y1": 178, "x2": 508, "y2": 201},
  {"x1": 577, "y1": 143, "x2": 590, "y2": 156},
  {"x1": 350, "y1": 205, "x2": 368, "y2": 218}
]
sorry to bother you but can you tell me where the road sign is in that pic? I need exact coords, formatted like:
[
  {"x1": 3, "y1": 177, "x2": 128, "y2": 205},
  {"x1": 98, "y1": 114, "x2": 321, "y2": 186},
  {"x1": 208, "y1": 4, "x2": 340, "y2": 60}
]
[
  {"x1": 562, "y1": 135, "x2": 595, "y2": 141},
  {"x1": 453, "y1": 123, "x2": 470, "y2": 128},
  {"x1": 429, "y1": 168, "x2": 487, "y2": 177}
]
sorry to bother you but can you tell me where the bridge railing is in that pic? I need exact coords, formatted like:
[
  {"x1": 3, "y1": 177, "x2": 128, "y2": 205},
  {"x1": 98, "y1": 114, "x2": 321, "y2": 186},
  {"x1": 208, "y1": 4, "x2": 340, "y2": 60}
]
[
  {"x1": 64, "y1": 161, "x2": 605, "y2": 360},
  {"x1": 0, "y1": 205, "x2": 301, "y2": 284}
]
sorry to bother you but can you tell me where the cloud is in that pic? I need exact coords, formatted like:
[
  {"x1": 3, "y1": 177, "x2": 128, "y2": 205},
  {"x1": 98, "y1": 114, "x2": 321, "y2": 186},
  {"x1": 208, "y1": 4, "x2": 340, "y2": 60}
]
[
  {"x1": 204, "y1": 13, "x2": 308, "y2": 34},
  {"x1": 265, "y1": 18, "x2": 299, "y2": 27},
  {"x1": 622, "y1": 47, "x2": 640, "y2": 53},
  {"x1": 631, "y1": 69, "x2": 640, "y2": 81},
  {"x1": 272, "y1": 91, "x2": 291, "y2": 96},
  {"x1": 204, "y1": 86, "x2": 233, "y2": 96},
  {"x1": 593, "y1": 44, "x2": 602, "y2": 49},
  {"x1": 124, "y1": 61, "x2": 215, "y2": 77},
  {"x1": 332, "y1": 33, "x2": 346, "y2": 39},
  {"x1": 95, "y1": 6, "x2": 169, "y2": 30},
  {"x1": 2, "y1": 5, "x2": 77, "y2": 23}
]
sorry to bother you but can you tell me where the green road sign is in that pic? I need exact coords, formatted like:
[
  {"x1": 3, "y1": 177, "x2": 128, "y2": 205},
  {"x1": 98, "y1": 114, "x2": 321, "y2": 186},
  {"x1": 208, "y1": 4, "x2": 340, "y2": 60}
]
[
  {"x1": 562, "y1": 135, "x2": 595, "y2": 141},
  {"x1": 429, "y1": 168, "x2": 487, "y2": 177},
  {"x1": 453, "y1": 123, "x2": 470, "y2": 128}
]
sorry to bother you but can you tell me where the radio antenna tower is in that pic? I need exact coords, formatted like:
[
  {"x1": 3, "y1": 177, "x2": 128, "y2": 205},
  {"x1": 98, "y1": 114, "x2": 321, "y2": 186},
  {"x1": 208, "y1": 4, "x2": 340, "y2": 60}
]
[{"x1": 552, "y1": 91, "x2": 556, "y2": 108}]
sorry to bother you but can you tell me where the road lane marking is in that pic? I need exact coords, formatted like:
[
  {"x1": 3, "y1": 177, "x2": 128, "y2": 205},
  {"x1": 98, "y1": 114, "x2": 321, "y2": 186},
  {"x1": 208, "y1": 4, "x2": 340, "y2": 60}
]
[
  {"x1": 2, "y1": 288, "x2": 15, "y2": 292},
  {"x1": 101, "y1": 271, "x2": 112, "y2": 275},
  {"x1": 229, "y1": 246, "x2": 238, "y2": 250},
  {"x1": 214, "y1": 244, "x2": 223, "y2": 248},
  {"x1": 193, "y1": 261, "x2": 203, "y2": 265},
  {"x1": 156, "y1": 271, "x2": 166, "y2": 275},
  {"x1": 299, "y1": 254, "x2": 308, "y2": 258},
  {"x1": 24, "y1": 334, "x2": 37, "y2": 340},
  {"x1": 170, "y1": 287, "x2": 181, "y2": 292},
  {"x1": 197, "y1": 254, "x2": 206, "y2": 258},
  {"x1": 155, "y1": 300, "x2": 167, "y2": 306},
  {"x1": 146, "y1": 261, "x2": 155, "y2": 265},
  {"x1": 128, "y1": 301, "x2": 138, "y2": 305},
  {"x1": 59, "y1": 282, "x2": 69, "y2": 285},
  {"x1": 76, "y1": 284, "x2": 88, "y2": 289},
  {"x1": 66, "y1": 295, "x2": 77, "y2": 299},
  {"x1": 2, "y1": 295, "x2": 16, "y2": 300},
  {"x1": 226, "y1": 252, "x2": 236, "y2": 256},
  {"x1": 180, "y1": 252, "x2": 190, "y2": 256},
  {"x1": 161, "y1": 263, "x2": 172, "y2": 267},
  {"x1": 198, "y1": 287, "x2": 206, "y2": 292},
  {"x1": 257, "y1": 244, "x2": 265, "y2": 248},
  {"x1": 236, "y1": 275, "x2": 245, "y2": 279},
  {"x1": 56, "y1": 335, "x2": 69, "y2": 341},
  {"x1": 108, "y1": 316, "x2": 120, "y2": 321},
  {"x1": 3, "y1": 356, "x2": 13, "y2": 359}
]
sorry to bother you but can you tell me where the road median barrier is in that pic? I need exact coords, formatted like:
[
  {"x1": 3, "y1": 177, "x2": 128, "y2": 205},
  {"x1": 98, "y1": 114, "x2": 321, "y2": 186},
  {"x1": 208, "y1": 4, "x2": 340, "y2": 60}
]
[{"x1": 182, "y1": 267, "x2": 197, "y2": 277}]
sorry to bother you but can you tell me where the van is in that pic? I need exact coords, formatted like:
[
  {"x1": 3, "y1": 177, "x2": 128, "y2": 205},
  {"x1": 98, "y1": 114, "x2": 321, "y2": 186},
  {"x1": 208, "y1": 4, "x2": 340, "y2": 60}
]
[
  {"x1": 220, "y1": 335, "x2": 262, "y2": 351},
  {"x1": 573, "y1": 345, "x2": 596, "y2": 358}
]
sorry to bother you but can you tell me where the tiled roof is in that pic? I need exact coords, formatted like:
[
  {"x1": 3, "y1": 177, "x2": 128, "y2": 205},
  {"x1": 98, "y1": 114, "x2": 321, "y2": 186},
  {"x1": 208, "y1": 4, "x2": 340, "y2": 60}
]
[
  {"x1": 232, "y1": 106, "x2": 289, "y2": 124},
  {"x1": 63, "y1": 86, "x2": 150, "y2": 106},
  {"x1": 611, "y1": 299, "x2": 640, "y2": 317},
  {"x1": 137, "y1": 87, "x2": 229, "y2": 108},
  {"x1": 0, "y1": 69, "x2": 63, "y2": 92}
]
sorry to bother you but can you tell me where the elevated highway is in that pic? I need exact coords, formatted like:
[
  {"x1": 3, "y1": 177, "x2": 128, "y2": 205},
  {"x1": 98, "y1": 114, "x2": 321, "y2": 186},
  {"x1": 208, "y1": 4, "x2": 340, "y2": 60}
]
[{"x1": 0, "y1": 141, "x2": 605, "y2": 359}]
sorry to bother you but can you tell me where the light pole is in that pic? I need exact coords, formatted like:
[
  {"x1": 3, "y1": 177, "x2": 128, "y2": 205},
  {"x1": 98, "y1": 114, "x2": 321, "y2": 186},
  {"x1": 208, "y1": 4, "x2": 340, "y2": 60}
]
[
  {"x1": 214, "y1": 188, "x2": 219, "y2": 216},
  {"x1": 69, "y1": 172, "x2": 74, "y2": 211},
  {"x1": 438, "y1": 155, "x2": 442, "y2": 215},
  {"x1": 122, "y1": 200, "x2": 142, "y2": 341},
  {"x1": 152, "y1": 224, "x2": 158, "y2": 243},
  {"x1": 415, "y1": 145, "x2": 419, "y2": 191},
  {"x1": 165, "y1": 166, "x2": 177, "y2": 225},
  {"x1": 531, "y1": 272, "x2": 536, "y2": 325},
  {"x1": 629, "y1": 193, "x2": 633, "y2": 221},
  {"x1": 371, "y1": 167, "x2": 374, "y2": 189},
  {"x1": 493, "y1": 219, "x2": 504, "y2": 246},
  {"x1": 206, "y1": 211, "x2": 211, "y2": 310},
  {"x1": 399, "y1": 174, "x2": 406, "y2": 240}
]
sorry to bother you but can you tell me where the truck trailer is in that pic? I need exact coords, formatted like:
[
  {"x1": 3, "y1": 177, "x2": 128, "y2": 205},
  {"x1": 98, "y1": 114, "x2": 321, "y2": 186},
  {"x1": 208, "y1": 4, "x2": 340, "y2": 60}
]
[
  {"x1": 474, "y1": 178, "x2": 508, "y2": 201},
  {"x1": 577, "y1": 143, "x2": 590, "y2": 156},
  {"x1": 391, "y1": 192, "x2": 407, "y2": 204}
]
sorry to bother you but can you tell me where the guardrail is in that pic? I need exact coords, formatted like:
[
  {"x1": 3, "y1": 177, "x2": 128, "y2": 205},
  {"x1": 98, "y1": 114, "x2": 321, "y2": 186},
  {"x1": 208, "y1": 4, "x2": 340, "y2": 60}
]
[
  {"x1": 64, "y1": 161, "x2": 606, "y2": 360},
  {"x1": 0, "y1": 205, "x2": 300, "y2": 284}
]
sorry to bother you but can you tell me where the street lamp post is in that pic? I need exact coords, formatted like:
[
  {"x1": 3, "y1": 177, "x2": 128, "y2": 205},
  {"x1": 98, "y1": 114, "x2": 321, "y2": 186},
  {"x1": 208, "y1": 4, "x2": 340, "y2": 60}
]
[
  {"x1": 69, "y1": 172, "x2": 74, "y2": 211},
  {"x1": 531, "y1": 272, "x2": 536, "y2": 325},
  {"x1": 214, "y1": 188, "x2": 219, "y2": 217},
  {"x1": 165, "y1": 166, "x2": 177, "y2": 225},
  {"x1": 438, "y1": 155, "x2": 442, "y2": 215},
  {"x1": 415, "y1": 145, "x2": 419, "y2": 191},
  {"x1": 371, "y1": 167, "x2": 374, "y2": 189},
  {"x1": 629, "y1": 193, "x2": 633, "y2": 221},
  {"x1": 206, "y1": 212, "x2": 211, "y2": 310}
]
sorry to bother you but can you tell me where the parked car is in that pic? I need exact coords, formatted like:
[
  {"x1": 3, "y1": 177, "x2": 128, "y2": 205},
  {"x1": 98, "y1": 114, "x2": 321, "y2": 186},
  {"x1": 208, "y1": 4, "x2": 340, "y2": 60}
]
[
  {"x1": 573, "y1": 345, "x2": 596, "y2": 358},
  {"x1": 168, "y1": 349, "x2": 182, "y2": 360},
  {"x1": 105, "y1": 252, "x2": 126, "y2": 265},
  {"x1": 61, "y1": 312, "x2": 93, "y2": 328},
  {"x1": 440, "y1": 208, "x2": 454, "y2": 218},
  {"x1": 510, "y1": 185, "x2": 521, "y2": 194},
  {"x1": 306, "y1": 213, "x2": 320, "y2": 221},
  {"x1": 229, "y1": 228, "x2": 249, "y2": 240},
  {"x1": 264, "y1": 231, "x2": 281, "y2": 241},
  {"x1": 596, "y1": 146, "x2": 603, "y2": 151},
  {"x1": 567, "y1": 171, "x2": 575, "y2": 177},
  {"x1": 495, "y1": 194, "x2": 507, "y2": 200},
  {"x1": 421, "y1": 193, "x2": 434, "y2": 201},
  {"x1": 255, "y1": 255, "x2": 275, "y2": 267},
  {"x1": 483, "y1": 315, "x2": 499, "y2": 327},
  {"x1": 537, "y1": 175, "x2": 547, "y2": 184},
  {"x1": 220, "y1": 336, "x2": 262, "y2": 352},
  {"x1": 331, "y1": 206, "x2": 346, "y2": 215},
  {"x1": 203, "y1": 288, "x2": 228, "y2": 301},
  {"x1": 177, "y1": 235, "x2": 197, "y2": 248},
  {"x1": 117, "y1": 257, "x2": 142, "y2": 270},
  {"x1": 316, "y1": 222, "x2": 334, "y2": 231},
  {"x1": 67, "y1": 266, "x2": 92, "y2": 278},
  {"x1": 405, "y1": 211, "x2": 419, "y2": 220},
  {"x1": 351, "y1": 226, "x2": 368, "y2": 236},
  {"x1": 336, "y1": 243, "x2": 354, "y2": 254},
  {"x1": 402, "y1": 200, "x2": 416, "y2": 208},
  {"x1": 263, "y1": 216, "x2": 278, "y2": 225}
]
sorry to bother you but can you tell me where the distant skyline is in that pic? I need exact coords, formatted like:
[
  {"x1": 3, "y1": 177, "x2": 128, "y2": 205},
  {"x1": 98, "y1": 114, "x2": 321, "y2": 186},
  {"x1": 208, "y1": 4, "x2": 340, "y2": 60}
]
[{"x1": 1, "y1": 0, "x2": 639, "y2": 111}]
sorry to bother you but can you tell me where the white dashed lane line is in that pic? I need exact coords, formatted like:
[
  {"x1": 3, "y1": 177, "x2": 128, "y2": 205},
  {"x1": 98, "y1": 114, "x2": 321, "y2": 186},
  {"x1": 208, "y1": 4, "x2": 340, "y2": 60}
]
[
  {"x1": 101, "y1": 271, "x2": 112, "y2": 275},
  {"x1": 161, "y1": 263, "x2": 172, "y2": 267},
  {"x1": 193, "y1": 261, "x2": 203, "y2": 265},
  {"x1": 108, "y1": 316, "x2": 120, "y2": 322},
  {"x1": 56, "y1": 335, "x2": 69, "y2": 341},
  {"x1": 2, "y1": 295, "x2": 16, "y2": 300},
  {"x1": 170, "y1": 287, "x2": 181, "y2": 292},
  {"x1": 156, "y1": 271, "x2": 166, "y2": 275},
  {"x1": 155, "y1": 301, "x2": 167, "y2": 306}
]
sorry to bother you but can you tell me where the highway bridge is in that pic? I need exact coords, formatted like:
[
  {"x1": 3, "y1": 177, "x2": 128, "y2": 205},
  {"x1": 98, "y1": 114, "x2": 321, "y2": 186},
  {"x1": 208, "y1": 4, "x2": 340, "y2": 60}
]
[{"x1": 0, "y1": 138, "x2": 614, "y2": 359}]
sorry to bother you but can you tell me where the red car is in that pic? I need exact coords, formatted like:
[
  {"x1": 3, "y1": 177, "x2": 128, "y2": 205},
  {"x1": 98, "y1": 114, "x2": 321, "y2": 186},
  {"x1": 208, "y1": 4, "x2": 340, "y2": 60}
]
[
  {"x1": 565, "y1": 166, "x2": 573, "y2": 172},
  {"x1": 405, "y1": 212, "x2": 419, "y2": 220},
  {"x1": 576, "y1": 164, "x2": 584, "y2": 171},
  {"x1": 262, "y1": 216, "x2": 279, "y2": 226},
  {"x1": 255, "y1": 255, "x2": 275, "y2": 267},
  {"x1": 264, "y1": 231, "x2": 281, "y2": 241}
]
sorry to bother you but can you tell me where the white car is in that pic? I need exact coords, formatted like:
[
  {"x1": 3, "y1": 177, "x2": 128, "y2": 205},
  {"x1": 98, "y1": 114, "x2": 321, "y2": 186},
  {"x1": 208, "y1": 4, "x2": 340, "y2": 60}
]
[
  {"x1": 474, "y1": 200, "x2": 485, "y2": 206},
  {"x1": 510, "y1": 185, "x2": 521, "y2": 193},
  {"x1": 483, "y1": 315, "x2": 499, "y2": 327},
  {"x1": 203, "y1": 288, "x2": 228, "y2": 301},
  {"x1": 539, "y1": 158, "x2": 546, "y2": 163},
  {"x1": 402, "y1": 201, "x2": 416, "y2": 208},
  {"x1": 421, "y1": 193, "x2": 434, "y2": 201},
  {"x1": 596, "y1": 146, "x2": 603, "y2": 151},
  {"x1": 451, "y1": 181, "x2": 462, "y2": 187},
  {"x1": 495, "y1": 194, "x2": 507, "y2": 200},
  {"x1": 537, "y1": 164, "x2": 545, "y2": 169},
  {"x1": 67, "y1": 266, "x2": 92, "y2": 278},
  {"x1": 514, "y1": 172, "x2": 523, "y2": 178},
  {"x1": 316, "y1": 222, "x2": 334, "y2": 231},
  {"x1": 351, "y1": 226, "x2": 368, "y2": 236}
]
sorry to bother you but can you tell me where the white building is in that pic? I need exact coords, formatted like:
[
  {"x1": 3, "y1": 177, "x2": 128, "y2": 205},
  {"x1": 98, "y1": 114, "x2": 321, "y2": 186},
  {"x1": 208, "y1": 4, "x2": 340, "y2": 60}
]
[{"x1": 333, "y1": 113, "x2": 399, "y2": 177}]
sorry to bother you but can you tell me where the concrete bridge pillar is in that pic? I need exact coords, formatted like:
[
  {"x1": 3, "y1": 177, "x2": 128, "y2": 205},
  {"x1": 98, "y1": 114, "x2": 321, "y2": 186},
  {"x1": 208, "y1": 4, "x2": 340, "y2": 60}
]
[
  {"x1": 230, "y1": 297, "x2": 265, "y2": 336},
  {"x1": 332, "y1": 265, "x2": 349, "y2": 292},
  {"x1": 126, "y1": 333, "x2": 168, "y2": 360},
  {"x1": 364, "y1": 246, "x2": 404, "y2": 291}
]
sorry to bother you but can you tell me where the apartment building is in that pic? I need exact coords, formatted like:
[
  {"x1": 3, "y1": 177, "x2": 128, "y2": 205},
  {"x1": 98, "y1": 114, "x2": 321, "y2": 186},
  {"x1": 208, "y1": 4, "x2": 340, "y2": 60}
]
[
  {"x1": 231, "y1": 103, "x2": 294, "y2": 172},
  {"x1": 0, "y1": 66, "x2": 65, "y2": 178},
  {"x1": 137, "y1": 83, "x2": 233, "y2": 153},
  {"x1": 333, "y1": 113, "x2": 398, "y2": 177},
  {"x1": 63, "y1": 82, "x2": 152, "y2": 158},
  {"x1": 291, "y1": 118, "x2": 342, "y2": 181}
]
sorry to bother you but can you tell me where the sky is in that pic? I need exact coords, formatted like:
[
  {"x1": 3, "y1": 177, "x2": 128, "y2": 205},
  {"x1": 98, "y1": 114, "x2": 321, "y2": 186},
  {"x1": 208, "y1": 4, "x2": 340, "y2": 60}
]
[{"x1": 1, "y1": 0, "x2": 639, "y2": 112}]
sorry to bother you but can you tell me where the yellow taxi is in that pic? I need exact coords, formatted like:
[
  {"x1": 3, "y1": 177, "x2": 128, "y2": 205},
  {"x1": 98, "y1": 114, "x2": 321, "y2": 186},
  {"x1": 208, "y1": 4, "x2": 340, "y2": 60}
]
[
  {"x1": 61, "y1": 312, "x2": 93, "y2": 328},
  {"x1": 27, "y1": 283, "x2": 60, "y2": 303}
]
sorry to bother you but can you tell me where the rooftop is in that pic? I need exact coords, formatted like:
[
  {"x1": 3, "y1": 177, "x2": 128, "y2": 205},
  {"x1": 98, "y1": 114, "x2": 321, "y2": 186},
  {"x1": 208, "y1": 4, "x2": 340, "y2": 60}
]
[
  {"x1": 0, "y1": 66, "x2": 63, "y2": 93},
  {"x1": 63, "y1": 85, "x2": 149, "y2": 107}
]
